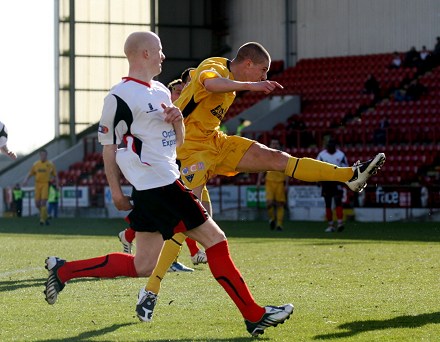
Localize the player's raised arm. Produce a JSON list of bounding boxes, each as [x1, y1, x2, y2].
[[204, 78, 283, 95]]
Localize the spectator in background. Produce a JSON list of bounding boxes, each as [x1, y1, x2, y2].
[[363, 74, 380, 95], [257, 139, 289, 231], [286, 116, 312, 148], [236, 118, 251, 136], [48, 181, 60, 219], [389, 52, 402, 69], [419, 45, 430, 62], [403, 46, 419, 68], [317, 139, 348, 233], [404, 80, 428, 101], [373, 116, 390, 146], [417, 46, 432, 73], [0, 121, 17, 160], [219, 123, 228, 134], [12, 183, 23, 217], [432, 36, 440, 67], [362, 74, 381, 102]]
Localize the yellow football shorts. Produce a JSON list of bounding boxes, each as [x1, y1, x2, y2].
[[265, 180, 287, 203], [34, 182, 50, 202], [178, 132, 254, 189]]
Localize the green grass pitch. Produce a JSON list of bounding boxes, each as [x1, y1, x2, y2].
[[0, 217, 439, 341]]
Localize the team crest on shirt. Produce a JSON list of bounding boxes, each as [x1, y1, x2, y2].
[[185, 174, 194, 183], [98, 125, 108, 134], [211, 105, 227, 120], [145, 103, 158, 113]]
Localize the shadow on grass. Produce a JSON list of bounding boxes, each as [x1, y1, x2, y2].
[[313, 311, 440, 339], [35, 322, 136, 342], [1, 217, 439, 242], [0, 277, 100, 293], [35, 321, 261, 342], [0, 277, 47, 292], [120, 339, 264, 342]]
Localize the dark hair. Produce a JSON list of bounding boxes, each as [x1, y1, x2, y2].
[[326, 138, 337, 149], [235, 42, 270, 64], [180, 67, 195, 84], [167, 79, 182, 92]]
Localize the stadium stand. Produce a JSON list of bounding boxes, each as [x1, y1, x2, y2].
[[62, 52, 440, 198]]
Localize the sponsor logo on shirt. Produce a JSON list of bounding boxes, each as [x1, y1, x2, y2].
[[185, 174, 194, 183], [210, 104, 227, 120], [162, 129, 177, 147]]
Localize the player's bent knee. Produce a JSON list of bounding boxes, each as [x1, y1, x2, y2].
[[134, 258, 158, 277]]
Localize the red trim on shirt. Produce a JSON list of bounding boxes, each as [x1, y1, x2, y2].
[[122, 77, 151, 88]]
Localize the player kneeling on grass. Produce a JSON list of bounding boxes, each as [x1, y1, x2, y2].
[[43, 31, 293, 337]]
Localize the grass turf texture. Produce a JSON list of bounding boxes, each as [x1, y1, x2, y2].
[[0, 217, 439, 341]]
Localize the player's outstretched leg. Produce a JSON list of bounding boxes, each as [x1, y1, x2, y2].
[[345, 153, 386, 192], [136, 287, 158, 322], [285, 152, 385, 191], [44, 256, 66, 305], [245, 304, 294, 337]]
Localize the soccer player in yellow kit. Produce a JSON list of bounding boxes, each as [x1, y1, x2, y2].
[[257, 139, 289, 231], [141, 42, 386, 321], [23, 149, 57, 225]]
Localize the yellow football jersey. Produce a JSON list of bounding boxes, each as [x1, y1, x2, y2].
[[30, 160, 56, 183], [175, 57, 235, 142]]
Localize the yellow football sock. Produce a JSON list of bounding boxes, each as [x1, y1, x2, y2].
[[40, 206, 48, 222], [145, 232, 186, 294], [285, 157, 353, 182], [267, 206, 275, 221], [276, 206, 285, 227]]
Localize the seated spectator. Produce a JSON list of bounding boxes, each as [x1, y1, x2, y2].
[[417, 45, 432, 73], [404, 80, 428, 101], [362, 74, 381, 102], [403, 46, 419, 68], [373, 116, 390, 146], [341, 111, 355, 125], [286, 116, 312, 148], [432, 36, 440, 66], [419, 45, 430, 61], [393, 88, 406, 102], [363, 74, 380, 95], [389, 52, 402, 69]]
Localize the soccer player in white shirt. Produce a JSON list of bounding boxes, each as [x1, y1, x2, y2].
[[317, 139, 349, 232], [43, 31, 293, 337]]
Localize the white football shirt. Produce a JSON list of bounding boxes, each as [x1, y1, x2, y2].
[[316, 148, 348, 167], [0, 121, 8, 148], [98, 77, 180, 190]]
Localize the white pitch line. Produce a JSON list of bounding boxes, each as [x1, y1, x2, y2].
[[0, 267, 42, 278]]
